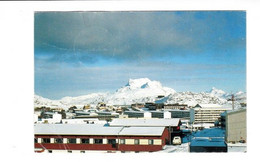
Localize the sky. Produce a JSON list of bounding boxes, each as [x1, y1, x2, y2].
[[34, 11, 246, 100]]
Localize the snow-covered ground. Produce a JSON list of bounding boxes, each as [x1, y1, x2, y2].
[[156, 143, 246, 153], [38, 143, 246, 153], [227, 143, 247, 153], [157, 143, 189, 153]]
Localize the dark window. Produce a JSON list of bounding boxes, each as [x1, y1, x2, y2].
[[148, 139, 154, 145], [134, 139, 139, 145], [34, 138, 38, 143], [108, 139, 116, 144], [48, 150, 52, 153], [81, 138, 89, 144], [42, 138, 50, 143], [108, 139, 116, 148], [94, 139, 103, 144], [80, 151, 85, 153], [120, 139, 125, 144], [68, 150, 72, 153], [68, 138, 76, 144], [55, 138, 63, 144]]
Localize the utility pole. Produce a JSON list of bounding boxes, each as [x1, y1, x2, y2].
[[231, 94, 235, 111]]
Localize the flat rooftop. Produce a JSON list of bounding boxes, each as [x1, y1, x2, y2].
[[34, 124, 166, 136], [109, 118, 180, 127]]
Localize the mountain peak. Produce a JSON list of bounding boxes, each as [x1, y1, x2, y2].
[[126, 78, 152, 87], [208, 87, 226, 97], [209, 87, 225, 93], [122, 78, 166, 91]]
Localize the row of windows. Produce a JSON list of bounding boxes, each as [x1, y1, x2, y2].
[[119, 139, 151, 145], [47, 150, 151, 153], [47, 150, 85, 153], [35, 138, 155, 145], [35, 138, 89, 144]]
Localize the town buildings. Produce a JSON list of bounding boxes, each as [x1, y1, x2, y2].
[[123, 109, 190, 119]]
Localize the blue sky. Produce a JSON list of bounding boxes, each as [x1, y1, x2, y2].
[[34, 11, 246, 100]]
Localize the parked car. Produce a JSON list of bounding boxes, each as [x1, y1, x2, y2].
[[173, 136, 181, 145]]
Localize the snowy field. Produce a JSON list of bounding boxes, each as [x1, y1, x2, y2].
[[157, 143, 189, 153], [157, 143, 246, 153], [39, 142, 246, 153], [227, 143, 247, 153]]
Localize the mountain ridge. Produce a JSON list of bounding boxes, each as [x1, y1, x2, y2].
[[34, 78, 246, 109]]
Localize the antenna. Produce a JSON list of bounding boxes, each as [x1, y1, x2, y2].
[[231, 94, 235, 111], [229, 91, 235, 111]]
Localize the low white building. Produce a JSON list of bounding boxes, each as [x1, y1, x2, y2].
[[62, 118, 100, 124], [38, 112, 62, 124], [109, 118, 180, 127]]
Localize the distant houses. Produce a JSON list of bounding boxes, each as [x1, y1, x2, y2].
[[143, 102, 188, 111], [164, 103, 188, 110]]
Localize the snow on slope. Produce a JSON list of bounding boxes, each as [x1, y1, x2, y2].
[[34, 78, 176, 108], [208, 87, 227, 97], [155, 91, 228, 107], [60, 93, 109, 107], [106, 78, 176, 105], [156, 87, 246, 107], [34, 78, 246, 109], [34, 95, 63, 108]]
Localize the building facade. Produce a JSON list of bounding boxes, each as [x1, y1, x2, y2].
[[109, 118, 181, 144], [164, 103, 188, 110], [190, 104, 231, 124], [225, 108, 246, 143], [34, 124, 169, 153]]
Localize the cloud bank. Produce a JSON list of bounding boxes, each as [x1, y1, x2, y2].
[[35, 11, 246, 65]]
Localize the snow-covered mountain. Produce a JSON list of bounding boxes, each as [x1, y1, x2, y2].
[[34, 78, 246, 109], [208, 87, 227, 98], [106, 78, 176, 105], [156, 91, 228, 107]]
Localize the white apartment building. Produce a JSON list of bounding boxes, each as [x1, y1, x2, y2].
[[190, 104, 232, 125]]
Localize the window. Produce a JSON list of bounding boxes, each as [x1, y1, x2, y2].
[[134, 139, 139, 145], [81, 138, 89, 144], [94, 139, 103, 144], [80, 151, 85, 153], [68, 150, 72, 153], [55, 138, 63, 144], [148, 139, 154, 145], [48, 150, 52, 153], [34, 138, 38, 143], [68, 138, 76, 144], [42, 138, 50, 143], [120, 139, 125, 144], [108, 139, 116, 144]]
